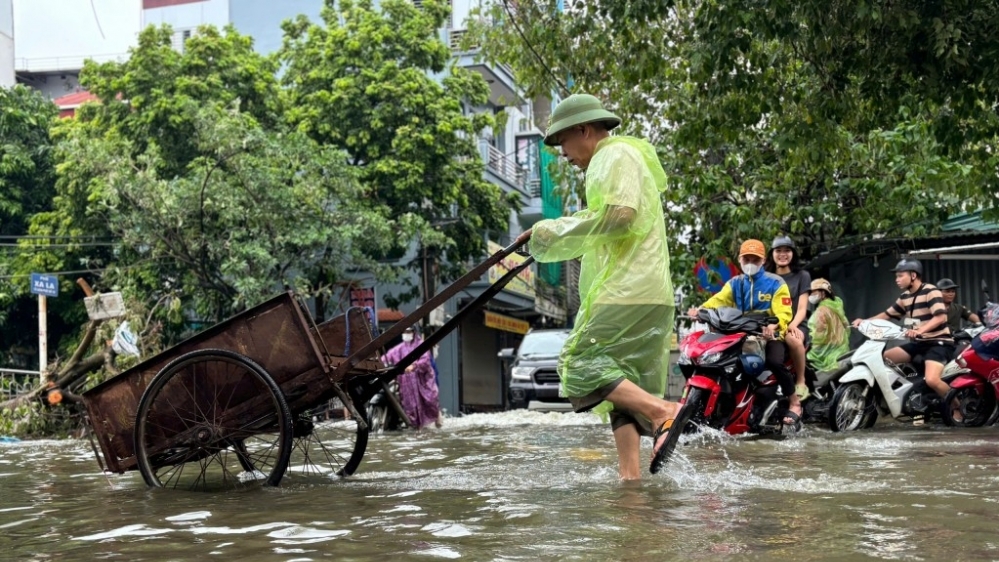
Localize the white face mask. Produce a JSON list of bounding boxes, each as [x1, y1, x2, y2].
[[741, 263, 761, 276], [808, 294, 822, 305], [402, 333, 414, 343]]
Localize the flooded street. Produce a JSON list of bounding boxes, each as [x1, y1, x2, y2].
[[3, 411, 999, 561]]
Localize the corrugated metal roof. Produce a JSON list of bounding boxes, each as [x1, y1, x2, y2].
[[941, 212, 999, 233]]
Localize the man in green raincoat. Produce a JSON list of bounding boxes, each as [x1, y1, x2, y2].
[[518, 94, 681, 478]]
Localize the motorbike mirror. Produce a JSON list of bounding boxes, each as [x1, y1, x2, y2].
[[982, 279, 990, 293]]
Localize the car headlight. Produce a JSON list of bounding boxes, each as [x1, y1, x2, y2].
[[697, 352, 723, 365], [511, 366, 533, 381]]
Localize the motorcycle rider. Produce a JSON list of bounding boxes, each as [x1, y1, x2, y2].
[[851, 259, 955, 401], [936, 278, 980, 334], [806, 278, 850, 374], [688, 239, 798, 424], [765, 235, 811, 419]]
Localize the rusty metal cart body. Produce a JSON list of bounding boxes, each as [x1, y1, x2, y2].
[[82, 241, 533, 490]]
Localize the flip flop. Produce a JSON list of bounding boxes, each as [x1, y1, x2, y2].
[[781, 408, 803, 430], [649, 418, 678, 475]]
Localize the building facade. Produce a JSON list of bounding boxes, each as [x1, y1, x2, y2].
[[1, 0, 13, 87]]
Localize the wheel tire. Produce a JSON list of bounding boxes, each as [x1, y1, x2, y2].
[[862, 406, 880, 429], [942, 385, 997, 428], [650, 387, 704, 474], [828, 382, 872, 432], [134, 349, 294, 491], [283, 409, 369, 480]]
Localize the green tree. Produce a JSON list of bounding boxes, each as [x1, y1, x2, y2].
[[16, 24, 407, 334], [0, 85, 60, 364], [470, 0, 997, 297], [68, 102, 397, 320], [279, 0, 515, 296], [0, 85, 57, 238]]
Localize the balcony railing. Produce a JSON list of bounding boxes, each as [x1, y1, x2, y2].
[[480, 140, 527, 190], [15, 52, 130, 73], [527, 178, 541, 198]]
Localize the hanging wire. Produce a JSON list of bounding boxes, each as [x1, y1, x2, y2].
[[500, 0, 570, 97]]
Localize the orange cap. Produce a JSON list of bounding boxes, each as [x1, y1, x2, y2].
[[738, 239, 766, 259]]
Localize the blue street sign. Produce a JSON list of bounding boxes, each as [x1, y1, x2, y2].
[[29, 273, 59, 298]]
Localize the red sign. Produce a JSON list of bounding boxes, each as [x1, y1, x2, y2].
[[349, 286, 377, 331]]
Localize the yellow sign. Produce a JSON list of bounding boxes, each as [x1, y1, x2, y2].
[[484, 310, 530, 335], [487, 241, 535, 298]]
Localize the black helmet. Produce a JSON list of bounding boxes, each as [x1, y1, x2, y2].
[[771, 235, 795, 250], [936, 278, 959, 290], [891, 258, 923, 276]]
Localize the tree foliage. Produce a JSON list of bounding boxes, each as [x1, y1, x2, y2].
[[0, 86, 61, 363], [76, 103, 396, 319], [279, 0, 515, 287], [471, 0, 999, 296]]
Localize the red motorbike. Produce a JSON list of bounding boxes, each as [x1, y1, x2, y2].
[[943, 301, 999, 427], [662, 308, 797, 454]]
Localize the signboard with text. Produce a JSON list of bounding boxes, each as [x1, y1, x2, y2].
[[29, 274, 58, 297], [487, 241, 535, 298], [484, 310, 530, 335]]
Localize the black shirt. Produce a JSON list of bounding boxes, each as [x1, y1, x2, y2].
[[780, 270, 812, 319]]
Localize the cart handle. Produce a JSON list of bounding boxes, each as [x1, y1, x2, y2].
[[331, 238, 532, 381], [375, 253, 534, 379]]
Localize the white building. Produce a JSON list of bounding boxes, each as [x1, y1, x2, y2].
[[1, 0, 13, 86], [12, 0, 140, 98]]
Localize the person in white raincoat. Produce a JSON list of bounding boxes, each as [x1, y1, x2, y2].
[[517, 94, 681, 478]]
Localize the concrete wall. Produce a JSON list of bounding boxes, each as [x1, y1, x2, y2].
[[13, 0, 139, 73], [142, 0, 229, 29], [229, 0, 322, 55], [16, 72, 81, 99], [1, 0, 13, 86]]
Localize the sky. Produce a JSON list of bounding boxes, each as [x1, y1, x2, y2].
[[13, 0, 140, 69]]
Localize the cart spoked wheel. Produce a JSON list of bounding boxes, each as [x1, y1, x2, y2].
[[134, 349, 294, 491], [280, 405, 369, 481]]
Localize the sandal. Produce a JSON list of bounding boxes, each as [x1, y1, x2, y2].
[[782, 407, 803, 429], [649, 418, 677, 475]]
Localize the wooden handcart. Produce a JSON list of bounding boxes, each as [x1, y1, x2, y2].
[[82, 241, 533, 491]]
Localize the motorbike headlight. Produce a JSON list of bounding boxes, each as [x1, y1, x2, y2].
[[678, 351, 691, 365], [698, 352, 724, 365], [511, 366, 534, 381]]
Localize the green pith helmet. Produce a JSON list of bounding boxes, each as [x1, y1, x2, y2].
[[543, 94, 622, 146]]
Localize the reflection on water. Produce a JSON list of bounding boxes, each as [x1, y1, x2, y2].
[[2, 411, 999, 561]]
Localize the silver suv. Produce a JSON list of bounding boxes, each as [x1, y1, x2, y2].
[[500, 329, 570, 409]]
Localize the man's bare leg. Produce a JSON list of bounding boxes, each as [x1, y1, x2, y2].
[[924, 360, 950, 397], [604, 379, 679, 432], [613, 423, 642, 480]]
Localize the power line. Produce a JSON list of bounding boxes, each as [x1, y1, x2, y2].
[[500, 0, 570, 97], [0, 268, 106, 280], [0, 243, 120, 248]]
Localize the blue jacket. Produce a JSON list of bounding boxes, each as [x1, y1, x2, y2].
[[701, 270, 793, 335]]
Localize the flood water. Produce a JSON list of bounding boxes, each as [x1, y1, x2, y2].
[[2, 412, 999, 561]]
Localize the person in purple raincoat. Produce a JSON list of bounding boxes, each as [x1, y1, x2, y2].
[[381, 326, 443, 429]]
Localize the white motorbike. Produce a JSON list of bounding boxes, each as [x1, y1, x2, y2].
[[828, 320, 960, 431]]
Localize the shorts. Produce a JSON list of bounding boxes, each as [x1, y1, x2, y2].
[[898, 340, 956, 365], [562, 304, 673, 437], [567, 378, 654, 436], [798, 323, 811, 348]]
